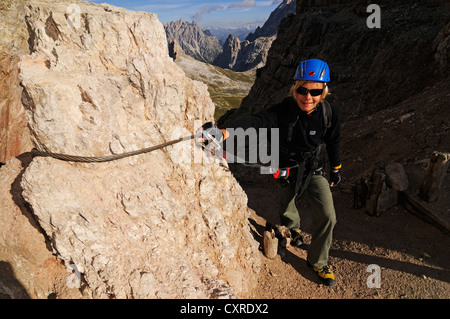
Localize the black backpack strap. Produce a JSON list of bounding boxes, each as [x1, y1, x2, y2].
[[287, 115, 299, 142], [321, 100, 332, 137]]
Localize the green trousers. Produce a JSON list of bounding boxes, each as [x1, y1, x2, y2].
[[279, 172, 336, 269]]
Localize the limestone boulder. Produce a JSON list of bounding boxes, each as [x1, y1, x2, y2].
[[2, 0, 261, 298]]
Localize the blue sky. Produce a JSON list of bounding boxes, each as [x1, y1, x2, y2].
[[87, 0, 282, 28]]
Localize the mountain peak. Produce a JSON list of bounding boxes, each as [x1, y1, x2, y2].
[[165, 19, 222, 64]]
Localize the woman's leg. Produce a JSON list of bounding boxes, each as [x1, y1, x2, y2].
[[305, 174, 337, 268], [279, 183, 300, 231]]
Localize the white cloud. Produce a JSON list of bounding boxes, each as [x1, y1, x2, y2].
[[193, 0, 277, 23], [256, 0, 281, 5], [193, 5, 225, 20], [228, 0, 256, 9], [193, 0, 256, 21]]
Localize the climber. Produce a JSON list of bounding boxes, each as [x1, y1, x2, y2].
[[196, 59, 341, 287]]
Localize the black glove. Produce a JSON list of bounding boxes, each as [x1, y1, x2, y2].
[[330, 169, 341, 187], [195, 122, 224, 149]]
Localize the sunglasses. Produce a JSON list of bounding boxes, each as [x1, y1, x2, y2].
[[296, 86, 324, 97]]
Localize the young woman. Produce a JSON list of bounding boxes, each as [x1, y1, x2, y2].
[[198, 59, 341, 287]]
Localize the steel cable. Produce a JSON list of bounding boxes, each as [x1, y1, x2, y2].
[[31, 135, 195, 163]]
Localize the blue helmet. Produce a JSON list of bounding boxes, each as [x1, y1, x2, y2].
[[293, 59, 330, 82]]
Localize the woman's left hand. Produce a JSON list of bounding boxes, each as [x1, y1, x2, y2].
[[330, 170, 341, 187]]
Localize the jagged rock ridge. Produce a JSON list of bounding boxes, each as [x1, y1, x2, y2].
[[213, 34, 275, 72], [245, 0, 296, 42], [213, 0, 296, 72]]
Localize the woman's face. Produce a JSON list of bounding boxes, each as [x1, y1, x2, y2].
[[294, 81, 324, 114]]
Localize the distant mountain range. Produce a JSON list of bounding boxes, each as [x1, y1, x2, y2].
[[164, 0, 295, 72], [205, 25, 260, 42]]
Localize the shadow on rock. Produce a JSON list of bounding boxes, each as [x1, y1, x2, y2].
[[0, 261, 30, 299]]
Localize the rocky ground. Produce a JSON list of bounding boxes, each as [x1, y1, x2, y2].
[[244, 181, 449, 299]]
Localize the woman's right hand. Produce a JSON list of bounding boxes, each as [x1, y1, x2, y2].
[[195, 122, 224, 148]]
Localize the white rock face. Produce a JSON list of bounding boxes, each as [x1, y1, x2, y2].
[[16, 0, 260, 298], [20, 0, 212, 156]]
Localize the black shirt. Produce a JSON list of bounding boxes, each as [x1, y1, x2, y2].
[[220, 97, 341, 169]]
